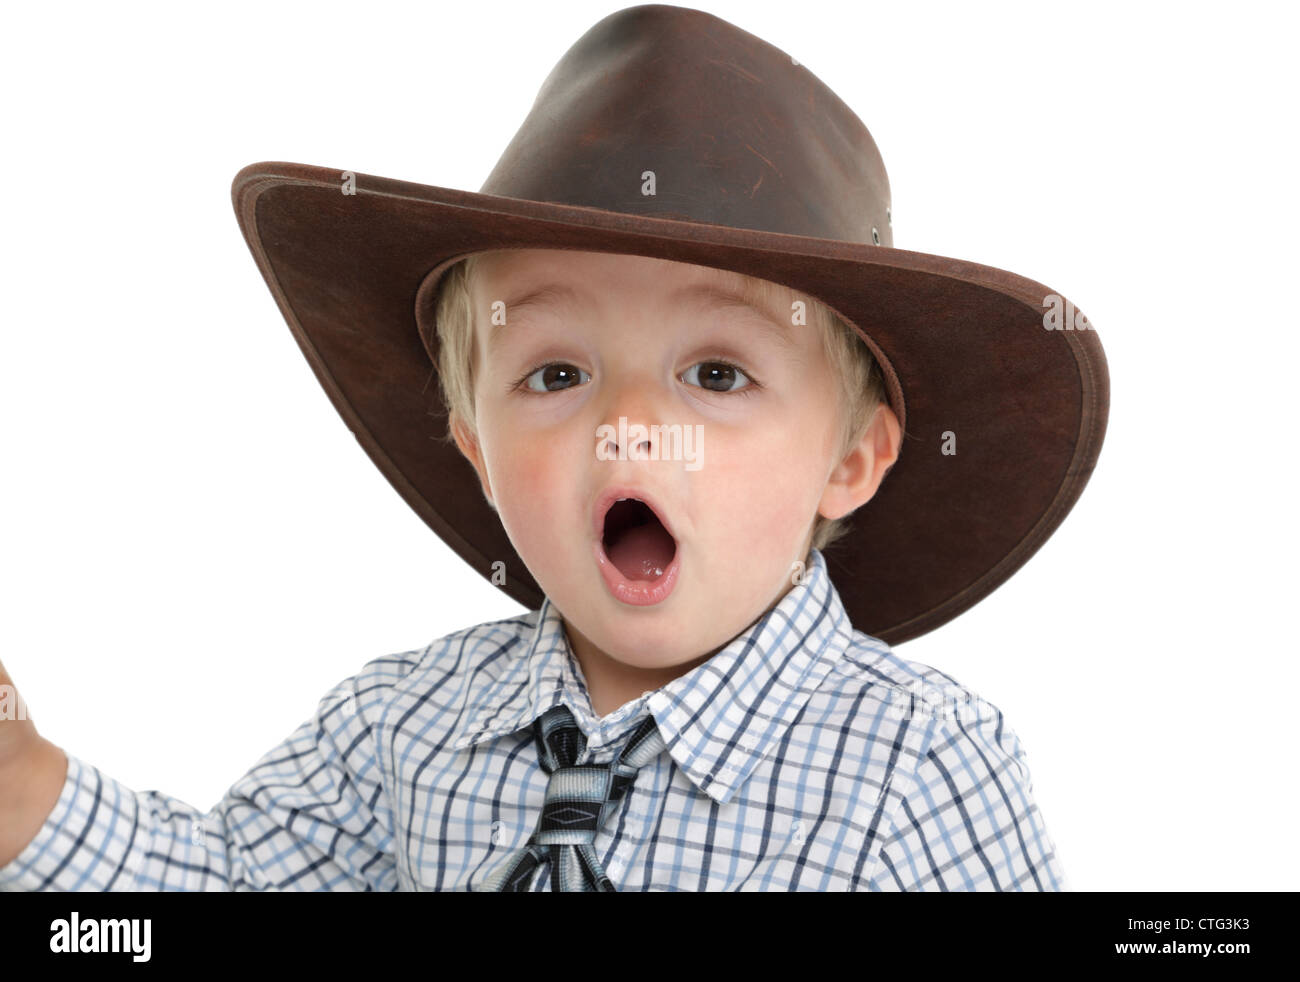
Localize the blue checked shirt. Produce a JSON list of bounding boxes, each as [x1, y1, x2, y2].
[[0, 547, 1068, 891]]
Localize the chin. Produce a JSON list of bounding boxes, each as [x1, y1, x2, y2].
[[589, 627, 697, 671]]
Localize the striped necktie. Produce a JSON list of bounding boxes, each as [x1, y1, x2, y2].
[[479, 703, 666, 891]]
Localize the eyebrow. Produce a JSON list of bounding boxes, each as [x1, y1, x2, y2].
[[485, 275, 797, 352], [670, 281, 798, 347], [486, 283, 581, 355]]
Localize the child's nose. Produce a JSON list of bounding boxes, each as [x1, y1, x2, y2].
[[596, 375, 669, 457]]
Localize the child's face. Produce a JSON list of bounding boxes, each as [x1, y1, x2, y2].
[[453, 248, 898, 680]]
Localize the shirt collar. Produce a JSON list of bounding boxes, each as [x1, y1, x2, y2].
[[447, 547, 854, 805]]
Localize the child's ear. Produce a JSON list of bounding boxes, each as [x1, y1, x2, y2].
[[818, 403, 901, 521], [450, 415, 496, 510]]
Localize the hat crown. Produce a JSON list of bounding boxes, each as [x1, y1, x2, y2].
[[480, 4, 892, 246]]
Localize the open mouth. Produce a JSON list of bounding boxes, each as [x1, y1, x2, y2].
[[601, 497, 678, 582]]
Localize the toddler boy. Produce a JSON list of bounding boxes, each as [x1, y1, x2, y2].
[[0, 4, 1106, 891]]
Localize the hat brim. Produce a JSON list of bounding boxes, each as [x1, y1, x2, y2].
[[231, 160, 1108, 645]]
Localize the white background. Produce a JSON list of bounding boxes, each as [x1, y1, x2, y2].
[[2, 0, 1296, 891]]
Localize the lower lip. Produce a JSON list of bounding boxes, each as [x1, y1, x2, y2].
[[593, 538, 681, 606]]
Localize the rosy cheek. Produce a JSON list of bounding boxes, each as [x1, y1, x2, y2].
[[727, 430, 817, 534], [495, 443, 564, 530]]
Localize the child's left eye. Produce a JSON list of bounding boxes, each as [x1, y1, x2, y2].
[[680, 360, 755, 394]]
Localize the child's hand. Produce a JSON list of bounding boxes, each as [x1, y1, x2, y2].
[[0, 658, 68, 868]]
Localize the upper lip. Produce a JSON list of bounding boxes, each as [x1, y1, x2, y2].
[[592, 486, 678, 547]]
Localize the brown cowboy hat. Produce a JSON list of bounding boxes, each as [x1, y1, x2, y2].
[[229, 3, 1108, 645]]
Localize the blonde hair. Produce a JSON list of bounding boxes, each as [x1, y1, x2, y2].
[[430, 252, 888, 554]]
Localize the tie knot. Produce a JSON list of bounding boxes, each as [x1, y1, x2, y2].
[[532, 703, 667, 772], [532, 764, 614, 847], [525, 705, 668, 849], [479, 704, 668, 890], [534, 704, 589, 771]]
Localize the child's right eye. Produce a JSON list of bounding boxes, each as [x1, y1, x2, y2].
[[515, 362, 590, 393]]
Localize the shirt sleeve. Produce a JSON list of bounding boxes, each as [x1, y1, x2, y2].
[[0, 650, 422, 892], [865, 700, 1070, 892]]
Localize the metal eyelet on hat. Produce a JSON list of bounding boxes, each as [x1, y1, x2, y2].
[[871, 226, 880, 245]]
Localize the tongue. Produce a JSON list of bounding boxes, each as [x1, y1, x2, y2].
[[607, 522, 676, 581]]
